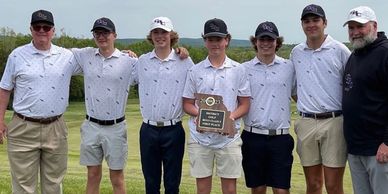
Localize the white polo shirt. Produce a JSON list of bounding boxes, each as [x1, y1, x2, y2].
[[0, 42, 81, 118], [133, 49, 194, 121], [183, 56, 251, 149], [290, 35, 350, 113], [72, 47, 137, 120], [242, 55, 296, 130]]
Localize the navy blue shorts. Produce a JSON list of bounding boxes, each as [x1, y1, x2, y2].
[[241, 130, 294, 189]]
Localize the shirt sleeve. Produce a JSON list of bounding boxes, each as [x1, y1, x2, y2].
[[129, 58, 138, 86], [70, 54, 83, 75], [131, 60, 139, 85], [0, 51, 17, 90], [182, 68, 196, 99], [237, 65, 251, 97], [70, 48, 85, 75], [339, 43, 351, 74]]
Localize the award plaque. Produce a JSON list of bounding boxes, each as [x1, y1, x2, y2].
[[194, 93, 236, 137]]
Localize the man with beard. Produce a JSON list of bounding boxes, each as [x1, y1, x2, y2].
[[342, 6, 388, 194]]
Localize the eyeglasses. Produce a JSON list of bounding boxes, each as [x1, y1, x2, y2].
[[92, 31, 112, 38], [32, 25, 53, 32]]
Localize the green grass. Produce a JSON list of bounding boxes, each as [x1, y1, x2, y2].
[[0, 100, 353, 194]]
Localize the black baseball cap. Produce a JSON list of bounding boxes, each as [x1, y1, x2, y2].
[[301, 4, 326, 20], [202, 18, 228, 38], [91, 17, 116, 32], [31, 10, 54, 25], [255, 21, 279, 39]]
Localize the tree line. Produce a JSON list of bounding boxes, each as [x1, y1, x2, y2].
[[0, 27, 295, 102]]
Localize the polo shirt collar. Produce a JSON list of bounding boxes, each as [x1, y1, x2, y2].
[[149, 49, 177, 61], [94, 48, 121, 59], [29, 42, 60, 56], [302, 34, 334, 51], [204, 56, 234, 69], [253, 55, 281, 66]]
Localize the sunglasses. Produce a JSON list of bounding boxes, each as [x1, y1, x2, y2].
[[92, 31, 112, 38], [32, 25, 53, 32]]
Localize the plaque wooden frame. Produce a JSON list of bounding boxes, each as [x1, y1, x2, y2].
[[194, 93, 235, 137]]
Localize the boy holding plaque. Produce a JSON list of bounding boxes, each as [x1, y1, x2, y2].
[[182, 18, 251, 194]]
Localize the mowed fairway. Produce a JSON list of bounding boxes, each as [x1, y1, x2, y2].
[[0, 99, 353, 193]]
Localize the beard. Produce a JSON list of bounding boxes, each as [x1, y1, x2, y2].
[[349, 29, 377, 49]]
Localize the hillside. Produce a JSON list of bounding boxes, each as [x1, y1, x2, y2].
[[116, 38, 251, 47]]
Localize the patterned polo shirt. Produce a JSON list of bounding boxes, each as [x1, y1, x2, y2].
[[133, 49, 194, 121], [0, 42, 81, 118], [290, 35, 350, 113], [72, 47, 137, 120], [183, 56, 251, 149], [242, 55, 296, 130]]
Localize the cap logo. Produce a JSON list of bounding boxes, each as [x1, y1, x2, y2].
[[305, 5, 318, 12], [37, 12, 48, 20], [96, 19, 107, 26], [154, 19, 165, 26], [262, 24, 274, 32], [350, 10, 362, 17], [209, 23, 220, 32]]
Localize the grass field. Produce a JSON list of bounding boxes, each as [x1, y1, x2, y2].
[[0, 100, 354, 194]]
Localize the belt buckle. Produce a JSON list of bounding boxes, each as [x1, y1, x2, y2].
[[156, 121, 164, 127], [268, 130, 276, 136]]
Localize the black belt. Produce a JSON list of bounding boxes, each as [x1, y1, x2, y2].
[[86, 115, 125, 125], [299, 111, 342, 119], [15, 112, 61, 124]]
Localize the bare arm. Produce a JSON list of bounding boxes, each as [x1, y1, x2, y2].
[[0, 88, 12, 144], [230, 96, 250, 120], [182, 97, 198, 117]]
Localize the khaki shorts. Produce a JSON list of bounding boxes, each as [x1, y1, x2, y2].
[[294, 116, 347, 167], [187, 137, 242, 178], [80, 120, 128, 170]]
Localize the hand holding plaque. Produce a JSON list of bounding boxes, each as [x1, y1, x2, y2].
[[194, 93, 236, 138]]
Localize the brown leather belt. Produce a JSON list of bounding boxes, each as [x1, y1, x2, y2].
[[15, 112, 62, 124]]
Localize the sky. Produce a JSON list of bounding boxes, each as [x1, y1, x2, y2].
[[0, 0, 387, 44]]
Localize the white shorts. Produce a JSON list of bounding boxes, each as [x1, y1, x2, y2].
[[188, 137, 242, 178]]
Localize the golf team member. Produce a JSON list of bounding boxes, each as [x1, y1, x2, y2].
[[242, 21, 295, 194], [72, 17, 137, 194], [290, 4, 351, 194], [183, 18, 250, 194], [133, 16, 194, 194]]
